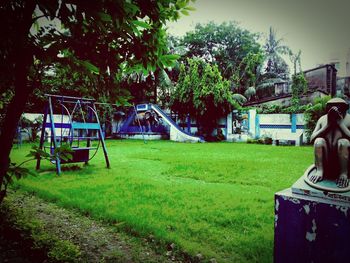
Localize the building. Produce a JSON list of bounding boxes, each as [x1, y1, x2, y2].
[[333, 48, 350, 97], [303, 64, 337, 96], [244, 64, 337, 108]]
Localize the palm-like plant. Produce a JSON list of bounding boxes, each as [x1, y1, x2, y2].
[[232, 93, 247, 105], [264, 27, 291, 79], [244, 86, 256, 101]]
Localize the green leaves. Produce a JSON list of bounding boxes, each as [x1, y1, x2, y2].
[[181, 21, 263, 95], [304, 96, 331, 141], [53, 144, 73, 162], [184, 6, 196, 11], [132, 20, 151, 29], [175, 1, 189, 9], [5, 154, 39, 188], [160, 54, 180, 68], [27, 145, 51, 160], [232, 93, 247, 105], [80, 61, 100, 75], [124, 2, 140, 15], [291, 73, 307, 107], [98, 12, 112, 22], [26, 144, 73, 163], [180, 10, 190, 16], [7, 165, 36, 181], [4, 144, 73, 189]]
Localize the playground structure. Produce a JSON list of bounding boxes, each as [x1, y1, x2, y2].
[[36, 94, 110, 174], [118, 104, 203, 143]]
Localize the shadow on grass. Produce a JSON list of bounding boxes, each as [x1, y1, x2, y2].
[[38, 164, 83, 174]]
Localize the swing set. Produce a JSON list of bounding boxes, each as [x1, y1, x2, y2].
[[36, 94, 110, 174]]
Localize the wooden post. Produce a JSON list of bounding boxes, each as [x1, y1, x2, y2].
[[93, 103, 110, 168], [36, 105, 48, 170], [48, 97, 61, 175]]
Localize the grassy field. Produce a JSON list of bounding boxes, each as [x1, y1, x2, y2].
[[10, 140, 313, 262]]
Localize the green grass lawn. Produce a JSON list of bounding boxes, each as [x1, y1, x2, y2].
[[10, 140, 313, 262]]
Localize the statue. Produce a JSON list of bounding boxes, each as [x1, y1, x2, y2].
[[306, 98, 350, 190]]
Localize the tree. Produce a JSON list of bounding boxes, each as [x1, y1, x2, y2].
[[289, 50, 307, 108], [155, 69, 174, 108], [263, 27, 291, 79], [181, 21, 264, 95], [291, 73, 307, 108], [304, 96, 331, 141], [289, 49, 302, 76], [0, 0, 193, 203], [253, 27, 292, 100], [171, 58, 239, 140]]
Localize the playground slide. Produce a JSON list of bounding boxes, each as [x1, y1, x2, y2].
[[150, 104, 203, 143], [119, 110, 136, 133]]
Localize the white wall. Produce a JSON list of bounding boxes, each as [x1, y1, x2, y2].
[[259, 113, 305, 143], [226, 110, 307, 144]]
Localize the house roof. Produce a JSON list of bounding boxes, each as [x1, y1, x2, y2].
[[303, 64, 337, 74], [243, 89, 329, 107]]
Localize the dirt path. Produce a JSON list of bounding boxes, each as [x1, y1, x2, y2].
[[0, 190, 194, 263]]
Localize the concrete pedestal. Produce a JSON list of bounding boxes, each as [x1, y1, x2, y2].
[[274, 179, 350, 263]]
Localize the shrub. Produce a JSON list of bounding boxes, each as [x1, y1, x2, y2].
[[246, 137, 272, 145], [304, 96, 331, 142]]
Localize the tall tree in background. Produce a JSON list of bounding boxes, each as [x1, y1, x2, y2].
[[263, 27, 290, 79], [290, 50, 307, 108], [0, 0, 193, 203], [181, 21, 264, 95], [255, 27, 292, 99]]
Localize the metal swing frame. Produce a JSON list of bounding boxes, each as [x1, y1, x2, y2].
[[36, 94, 110, 174]]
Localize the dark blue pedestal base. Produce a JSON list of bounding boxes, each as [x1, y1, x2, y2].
[[274, 188, 350, 263]]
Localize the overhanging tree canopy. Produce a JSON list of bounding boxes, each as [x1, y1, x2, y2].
[[0, 0, 193, 203], [171, 58, 239, 140]]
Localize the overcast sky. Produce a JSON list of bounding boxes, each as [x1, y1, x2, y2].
[[167, 0, 350, 72]]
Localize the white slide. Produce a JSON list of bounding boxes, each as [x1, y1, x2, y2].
[[150, 104, 203, 143]]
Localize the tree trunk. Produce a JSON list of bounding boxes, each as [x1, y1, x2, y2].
[[0, 58, 34, 203], [0, 0, 35, 203]]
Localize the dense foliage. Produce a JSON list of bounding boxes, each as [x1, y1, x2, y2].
[[257, 103, 310, 115], [171, 58, 238, 139], [304, 96, 331, 140], [181, 22, 264, 95], [290, 73, 308, 107]]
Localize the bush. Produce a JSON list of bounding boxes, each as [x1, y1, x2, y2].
[[304, 96, 331, 142], [262, 137, 273, 145], [257, 103, 311, 114], [246, 136, 272, 145], [257, 104, 282, 114], [246, 138, 258, 144]]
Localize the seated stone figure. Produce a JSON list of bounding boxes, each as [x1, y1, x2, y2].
[[309, 98, 350, 188]]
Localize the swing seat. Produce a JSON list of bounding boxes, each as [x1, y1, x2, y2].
[[65, 148, 90, 163], [49, 147, 90, 164]]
